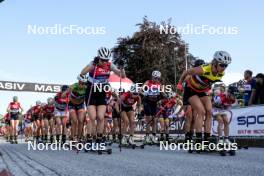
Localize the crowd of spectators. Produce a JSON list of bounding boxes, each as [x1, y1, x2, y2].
[[242, 70, 264, 106]]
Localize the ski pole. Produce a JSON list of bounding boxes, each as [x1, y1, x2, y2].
[[86, 64, 98, 108], [119, 72, 122, 152]]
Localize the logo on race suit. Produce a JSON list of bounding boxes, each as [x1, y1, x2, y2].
[[97, 68, 110, 74], [237, 115, 264, 127], [211, 110, 233, 135]]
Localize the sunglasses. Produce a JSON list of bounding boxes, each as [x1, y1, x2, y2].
[[100, 59, 108, 62], [218, 63, 228, 68]]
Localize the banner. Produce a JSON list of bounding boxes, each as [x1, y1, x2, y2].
[[0, 80, 62, 93], [212, 105, 264, 136]]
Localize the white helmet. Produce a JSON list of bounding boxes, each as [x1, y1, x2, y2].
[[213, 51, 232, 65], [152, 70, 161, 78], [36, 101, 41, 106], [98, 47, 111, 60], [77, 74, 88, 83]]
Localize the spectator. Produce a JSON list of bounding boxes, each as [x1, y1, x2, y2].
[[252, 73, 264, 105], [243, 70, 256, 106]]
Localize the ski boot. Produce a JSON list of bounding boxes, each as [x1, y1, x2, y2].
[[43, 135, 48, 144], [56, 134, 61, 144], [10, 136, 14, 144], [61, 134, 67, 144], [160, 133, 165, 142], [14, 135, 18, 144], [50, 135, 54, 143]]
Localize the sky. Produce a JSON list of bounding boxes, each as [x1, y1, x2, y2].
[[0, 0, 263, 114]]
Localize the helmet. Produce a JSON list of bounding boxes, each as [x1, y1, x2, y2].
[[61, 85, 69, 92], [213, 51, 232, 65], [41, 103, 46, 107], [77, 74, 88, 83], [13, 96, 18, 101], [193, 59, 205, 67], [97, 47, 111, 60], [228, 86, 238, 95], [152, 70, 161, 78], [47, 97, 54, 105], [36, 101, 41, 106], [219, 83, 226, 91]]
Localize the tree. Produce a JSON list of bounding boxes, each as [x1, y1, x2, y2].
[[112, 17, 195, 88]]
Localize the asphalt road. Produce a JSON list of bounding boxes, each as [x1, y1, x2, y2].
[[0, 140, 263, 176]]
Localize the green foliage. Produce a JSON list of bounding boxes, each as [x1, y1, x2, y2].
[[112, 17, 195, 88]]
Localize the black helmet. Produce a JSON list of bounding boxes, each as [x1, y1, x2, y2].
[[194, 59, 205, 67], [61, 85, 69, 92]]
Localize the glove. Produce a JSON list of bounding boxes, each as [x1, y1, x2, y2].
[[93, 57, 100, 65], [176, 82, 183, 92]]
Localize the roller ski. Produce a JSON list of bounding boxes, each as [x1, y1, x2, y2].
[[191, 137, 237, 156], [9, 136, 14, 144], [84, 138, 112, 155], [66, 137, 82, 153], [129, 135, 145, 149], [216, 138, 236, 156], [201, 137, 237, 156], [89, 146, 112, 155]]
